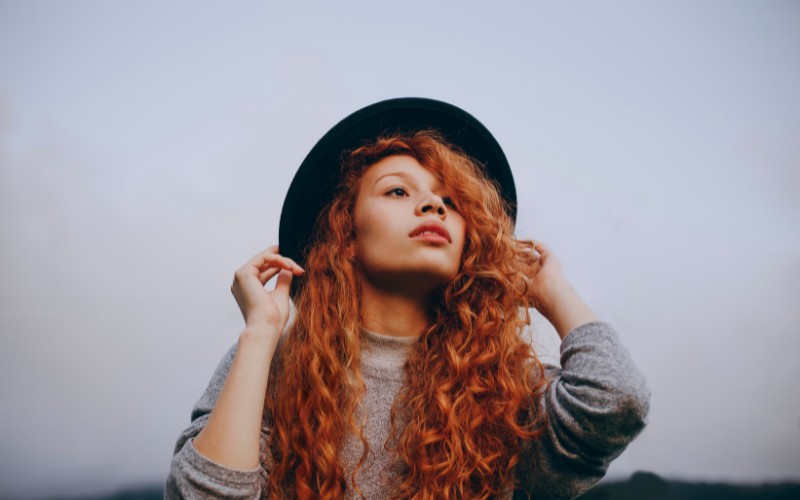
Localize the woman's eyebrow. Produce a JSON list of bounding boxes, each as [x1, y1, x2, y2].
[[372, 171, 446, 192], [373, 171, 415, 186]]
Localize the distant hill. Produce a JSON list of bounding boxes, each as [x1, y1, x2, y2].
[[48, 472, 800, 499], [577, 471, 800, 500]]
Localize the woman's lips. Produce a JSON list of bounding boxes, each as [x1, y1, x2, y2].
[[409, 223, 451, 243]]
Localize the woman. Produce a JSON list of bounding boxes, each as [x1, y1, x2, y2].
[[166, 98, 649, 499]]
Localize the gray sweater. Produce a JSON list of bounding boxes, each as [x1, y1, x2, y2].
[[166, 321, 649, 499]]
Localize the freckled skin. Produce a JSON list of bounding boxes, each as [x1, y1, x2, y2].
[[353, 155, 466, 296]]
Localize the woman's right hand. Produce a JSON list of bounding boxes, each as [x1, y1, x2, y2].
[[230, 245, 304, 336], [192, 246, 304, 470]]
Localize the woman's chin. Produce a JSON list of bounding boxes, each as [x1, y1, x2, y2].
[[360, 265, 458, 295]]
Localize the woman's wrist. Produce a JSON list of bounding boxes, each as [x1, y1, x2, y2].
[[239, 323, 282, 352], [537, 282, 598, 339]]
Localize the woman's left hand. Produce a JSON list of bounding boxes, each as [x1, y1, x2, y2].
[[517, 240, 597, 339], [517, 240, 567, 311]]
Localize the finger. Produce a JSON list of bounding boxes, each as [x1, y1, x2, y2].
[[515, 239, 534, 250], [258, 267, 281, 285], [285, 257, 304, 274], [247, 252, 304, 275], [514, 240, 540, 265], [531, 240, 552, 257], [273, 269, 293, 297], [513, 240, 532, 257]]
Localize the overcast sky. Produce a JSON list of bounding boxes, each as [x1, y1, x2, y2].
[[1, 1, 798, 498]]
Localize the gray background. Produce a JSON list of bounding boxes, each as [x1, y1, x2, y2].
[[1, 1, 798, 497]]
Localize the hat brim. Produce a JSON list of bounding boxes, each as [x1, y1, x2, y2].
[[278, 97, 516, 271]]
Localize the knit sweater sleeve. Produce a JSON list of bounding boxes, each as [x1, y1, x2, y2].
[[514, 320, 650, 500], [165, 343, 268, 499]]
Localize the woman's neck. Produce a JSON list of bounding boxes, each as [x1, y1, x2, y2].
[[359, 280, 431, 338]]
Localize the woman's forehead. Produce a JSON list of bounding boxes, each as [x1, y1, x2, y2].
[[360, 155, 446, 187]]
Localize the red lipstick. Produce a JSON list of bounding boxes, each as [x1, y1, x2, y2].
[[409, 222, 452, 243]]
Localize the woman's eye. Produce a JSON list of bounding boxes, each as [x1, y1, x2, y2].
[[442, 196, 456, 208], [386, 187, 407, 197]]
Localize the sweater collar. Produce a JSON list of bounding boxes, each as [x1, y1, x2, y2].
[[359, 328, 418, 379]]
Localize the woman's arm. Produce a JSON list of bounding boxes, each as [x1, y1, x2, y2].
[[191, 327, 280, 468], [518, 321, 650, 499], [165, 246, 303, 497], [193, 246, 302, 469], [515, 241, 650, 498], [166, 343, 270, 498]]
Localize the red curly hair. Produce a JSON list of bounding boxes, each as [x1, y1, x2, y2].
[[263, 130, 547, 498]]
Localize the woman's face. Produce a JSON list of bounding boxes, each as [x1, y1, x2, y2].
[[352, 155, 466, 295]]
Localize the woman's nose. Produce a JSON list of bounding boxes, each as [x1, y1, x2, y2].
[[416, 194, 447, 217]]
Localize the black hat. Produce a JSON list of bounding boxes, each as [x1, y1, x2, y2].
[[278, 97, 516, 269]]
